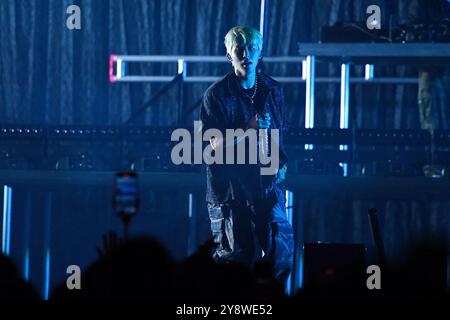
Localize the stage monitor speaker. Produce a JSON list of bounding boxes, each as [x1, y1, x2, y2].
[[303, 243, 366, 292]]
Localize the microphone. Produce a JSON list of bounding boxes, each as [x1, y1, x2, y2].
[[258, 112, 270, 157]]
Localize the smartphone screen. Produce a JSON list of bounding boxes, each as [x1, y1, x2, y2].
[[113, 172, 139, 216]]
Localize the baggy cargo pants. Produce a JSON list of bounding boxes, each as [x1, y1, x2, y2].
[[207, 182, 294, 282]]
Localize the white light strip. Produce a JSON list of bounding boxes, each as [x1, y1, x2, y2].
[[285, 189, 294, 296], [340, 63, 350, 129], [301, 60, 307, 80], [305, 56, 315, 151], [305, 55, 315, 129], [2, 185, 12, 255], [113, 75, 418, 84], [113, 55, 304, 63], [285, 190, 294, 225], [187, 193, 196, 256], [178, 59, 186, 77], [340, 63, 350, 177], [188, 193, 193, 218], [365, 64, 374, 80], [116, 58, 123, 79], [259, 0, 266, 36]]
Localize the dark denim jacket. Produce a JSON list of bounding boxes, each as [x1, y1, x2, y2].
[[200, 71, 288, 204]]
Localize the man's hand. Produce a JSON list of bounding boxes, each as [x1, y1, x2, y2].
[[275, 164, 287, 184], [211, 112, 272, 150], [247, 112, 271, 129], [257, 112, 271, 129]]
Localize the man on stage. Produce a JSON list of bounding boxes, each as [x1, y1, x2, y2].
[[200, 26, 293, 283]]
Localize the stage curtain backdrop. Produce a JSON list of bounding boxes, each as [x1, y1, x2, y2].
[[2, 0, 449, 128]]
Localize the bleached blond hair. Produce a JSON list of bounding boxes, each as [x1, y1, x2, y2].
[[224, 26, 263, 54]]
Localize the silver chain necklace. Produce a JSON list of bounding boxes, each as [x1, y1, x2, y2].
[[243, 75, 258, 104]]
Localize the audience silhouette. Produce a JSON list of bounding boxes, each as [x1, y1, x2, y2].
[[0, 232, 448, 303], [0, 253, 40, 300]]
